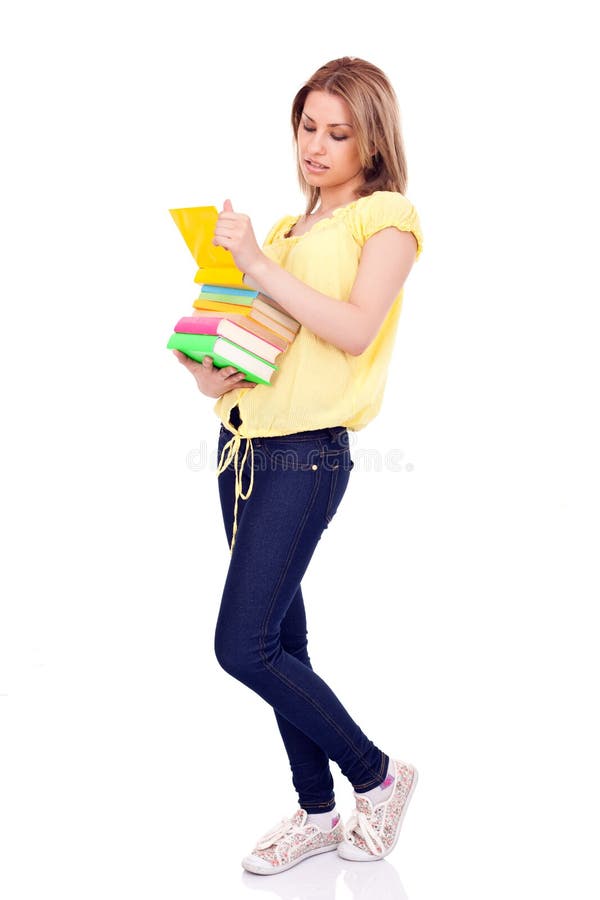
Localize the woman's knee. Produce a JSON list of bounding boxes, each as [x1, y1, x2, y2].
[[281, 631, 310, 666], [214, 625, 262, 683]]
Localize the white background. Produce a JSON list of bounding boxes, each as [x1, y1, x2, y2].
[[1, 1, 599, 898]]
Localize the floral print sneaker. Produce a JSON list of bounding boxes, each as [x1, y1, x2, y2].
[[337, 759, 418, 861], [242, 808, 344, 875]]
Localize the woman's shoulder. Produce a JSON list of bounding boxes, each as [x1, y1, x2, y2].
[[346, 190, 416, 220], [344, 191, 423, 255]]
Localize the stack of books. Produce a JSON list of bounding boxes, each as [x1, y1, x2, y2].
[[167, 206, 299, 385]]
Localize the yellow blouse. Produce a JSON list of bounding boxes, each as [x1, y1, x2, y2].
[[214, 191, 423, 435], [215, 190, 424, 549]]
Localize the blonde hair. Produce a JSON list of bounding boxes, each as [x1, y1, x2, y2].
[[291, 57, 408, 215]]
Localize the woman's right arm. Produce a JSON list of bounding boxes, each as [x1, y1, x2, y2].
[[172, 350, 257, 398]]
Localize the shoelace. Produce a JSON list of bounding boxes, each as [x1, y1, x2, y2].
[[215, 427, 255, 553], [345, 808, 385, 857], [255, 816, 314, 860]]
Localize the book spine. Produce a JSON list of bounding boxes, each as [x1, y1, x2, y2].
[[193, 299, 252, 315], [174, 316, 220, 335], [197, 283, 258, 298], [196, 291, 255, 307]]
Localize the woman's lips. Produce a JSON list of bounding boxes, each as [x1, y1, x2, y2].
[[304, 158, 329, 173]]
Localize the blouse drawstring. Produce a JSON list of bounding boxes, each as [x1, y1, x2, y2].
[[216, 423, 255, 553]]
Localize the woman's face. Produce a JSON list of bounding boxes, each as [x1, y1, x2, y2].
[[298, 90, 364, 196]]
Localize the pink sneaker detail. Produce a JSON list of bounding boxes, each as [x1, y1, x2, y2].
[[242, 808, 344, 875], [338, 759, 418, 862]]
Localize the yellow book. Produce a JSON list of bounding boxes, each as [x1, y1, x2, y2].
[[169, 206, 246, 287], [193, 299, 253, 316], [193, 266, 247, 288]]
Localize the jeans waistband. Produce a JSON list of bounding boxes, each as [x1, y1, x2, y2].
[[228, 405, 348, 444], [263, 425, 349, 444]]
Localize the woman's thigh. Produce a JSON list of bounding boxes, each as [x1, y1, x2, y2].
[[215, 427, 354, 642]]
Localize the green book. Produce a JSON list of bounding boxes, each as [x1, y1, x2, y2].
[[167, 332, 278, 386]]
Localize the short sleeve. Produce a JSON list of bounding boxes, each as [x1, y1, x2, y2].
[[348, 191, 424, 259], [262, 215, 297, 247]]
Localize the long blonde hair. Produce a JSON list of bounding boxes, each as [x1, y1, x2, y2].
[[291, 57, 408, 215]]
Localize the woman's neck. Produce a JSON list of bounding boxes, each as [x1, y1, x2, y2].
[[316, 181, 363, 216]]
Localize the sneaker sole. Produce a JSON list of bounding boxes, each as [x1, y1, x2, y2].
[[338, 763, 419, 862], [242, 842, 340, 875]]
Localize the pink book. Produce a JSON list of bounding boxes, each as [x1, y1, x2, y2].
[[173, 315, 284, 364], [175, 315, 220, 335]]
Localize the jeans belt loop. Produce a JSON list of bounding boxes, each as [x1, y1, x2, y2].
[[327, 425, 346, 446]]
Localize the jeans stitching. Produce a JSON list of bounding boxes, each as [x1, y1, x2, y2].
[[261, 435, 326, 444], [258, 465, 322, 663], [260, 439, 324, 470], [301, 799, 336, 812], [258, 427, 346, 444], [324, 465, 339, 524], [352, 752, 388, 790], [257, 469, 384, 787], [262, 658, 385, 787]]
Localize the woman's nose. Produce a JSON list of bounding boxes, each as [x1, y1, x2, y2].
[[307, 131, 326, 155]]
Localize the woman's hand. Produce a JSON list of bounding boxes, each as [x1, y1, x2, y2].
[[172, 350, 256, 398], [213, 199, 264, 274]]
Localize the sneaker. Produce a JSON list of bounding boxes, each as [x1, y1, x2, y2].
[[337, 759, 418, 861], [242, 808, 344, 875]]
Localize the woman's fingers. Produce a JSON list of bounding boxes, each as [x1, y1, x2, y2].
[[172, 350, 256, 389], [213, 218, 239, 248], [213, 211, 249, 241], [173, 349, 197, 369], [222, 368, 257, 387]]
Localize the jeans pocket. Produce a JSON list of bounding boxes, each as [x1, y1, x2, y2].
[[259, 437, 324, 471]]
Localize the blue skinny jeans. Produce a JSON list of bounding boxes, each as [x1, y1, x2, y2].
[[214, 407, 388, 813]]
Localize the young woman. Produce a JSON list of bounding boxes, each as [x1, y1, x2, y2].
[[173, 56, 423, 874]]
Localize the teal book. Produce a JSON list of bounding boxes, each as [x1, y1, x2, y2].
[[197, 283, 259, 299], [167, 331, 278, 386]]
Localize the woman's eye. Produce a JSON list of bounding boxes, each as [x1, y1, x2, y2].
[[302, 124, 347, 142]]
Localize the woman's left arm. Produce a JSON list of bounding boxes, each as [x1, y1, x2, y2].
[[213, 201, 417, 357]]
